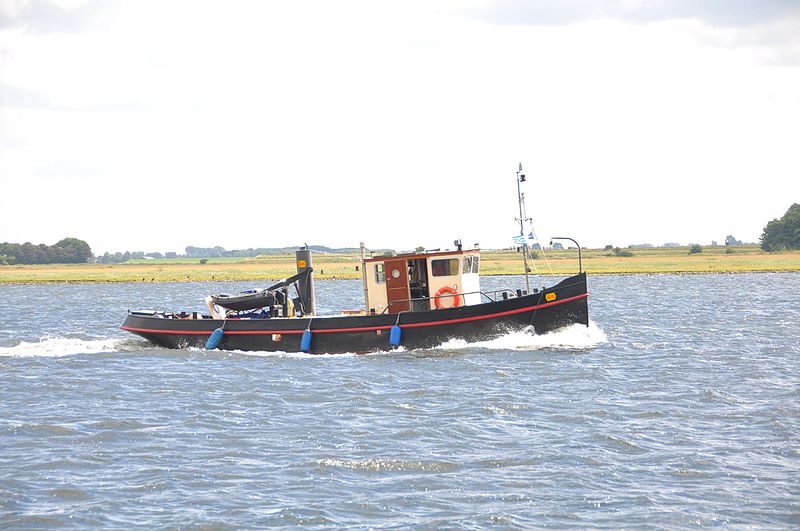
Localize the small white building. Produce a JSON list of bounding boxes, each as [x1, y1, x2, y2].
[[362, 247, 481, 314]]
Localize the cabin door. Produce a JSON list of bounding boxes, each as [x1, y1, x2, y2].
[[384, 259, 410, 313]]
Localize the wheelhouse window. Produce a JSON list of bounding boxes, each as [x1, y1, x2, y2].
[[375, 263, 386, 284], [463, 255, 480, 274], [431, 258, 460, 277]]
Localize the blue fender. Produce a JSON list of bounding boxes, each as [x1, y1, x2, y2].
[[300, 329, 313, 353], [205, 327, 225, 349], [389, 325, 402, 347]]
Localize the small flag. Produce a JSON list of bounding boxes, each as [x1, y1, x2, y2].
[[512, 234, 525, 245], [527, 231, 537, 242]]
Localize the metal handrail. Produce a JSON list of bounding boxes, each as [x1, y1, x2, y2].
[[550, 237, 582, 273], [378, 288, 526, 314]]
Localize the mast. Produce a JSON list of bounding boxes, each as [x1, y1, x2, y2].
[[360, 242, 369, 311], [516, 163, 531, 293]]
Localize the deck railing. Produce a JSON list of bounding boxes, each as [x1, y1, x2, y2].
[[380, 288, 532, 314]]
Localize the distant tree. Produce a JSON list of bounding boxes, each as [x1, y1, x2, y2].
[[94, 251, 132, 264], [604, 244, 614, 251], [20, 242, 37, 263], [38, 243, 51, 263], [49, 245, 64, 262], [186, 245, 227, 258], [0, 238, 91, 264], [612, 247, 634, 257], [54, 237, 93, 263], [760, 203, 800, 251], [415, 246, 425, 253], [689, 244, 702, 254], [725, 235, 743, 246]]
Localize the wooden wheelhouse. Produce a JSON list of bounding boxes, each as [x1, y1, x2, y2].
[[361, 245, 481, 314]]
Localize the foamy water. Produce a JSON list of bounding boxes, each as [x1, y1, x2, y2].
[[0, 337, 131, 357], [0, 323, 606, 359], [438, 322, 607, 351]]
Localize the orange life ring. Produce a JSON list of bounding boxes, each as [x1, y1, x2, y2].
[[434, 286, 461, 309]]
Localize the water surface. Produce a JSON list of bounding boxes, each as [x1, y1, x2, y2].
[[1, 274, 798, 527]]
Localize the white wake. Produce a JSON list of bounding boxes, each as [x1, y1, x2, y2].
[[435, 321, 607, 351], [0, 337, 130, 358], [0, 322, 606, 358]]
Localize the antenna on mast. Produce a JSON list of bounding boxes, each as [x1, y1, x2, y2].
[[515, 163, 531, 293]]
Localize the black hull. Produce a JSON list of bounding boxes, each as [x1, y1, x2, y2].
[[122, 273, 589, 354]]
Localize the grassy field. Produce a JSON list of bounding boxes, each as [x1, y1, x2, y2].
[[485, 246, 800, 275], [1, 247, 798, 283]]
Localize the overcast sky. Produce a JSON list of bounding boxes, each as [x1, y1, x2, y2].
[[1, 0, 799, 254]]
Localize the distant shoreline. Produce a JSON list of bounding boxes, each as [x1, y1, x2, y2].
[[1, 247, 799, 284], [1, 270, 799, 286]]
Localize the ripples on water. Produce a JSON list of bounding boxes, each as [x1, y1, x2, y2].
[[0, 274, 798, 527]]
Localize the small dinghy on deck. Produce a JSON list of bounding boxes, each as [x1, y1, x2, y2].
[[121, 164, 589, 354], [211, 290, 276, 312], [209, 270, 313, 313]]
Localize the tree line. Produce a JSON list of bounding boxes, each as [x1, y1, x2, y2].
[[0, 238, 93, 265], [184, 245, 361, 258], [94, 245, 364, 263], [760, 203, 800, 252], [2, 211, 797, 266], [96, 251, 178, 264]]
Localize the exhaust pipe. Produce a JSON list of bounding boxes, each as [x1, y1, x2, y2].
[[295, 247, 316, 316]]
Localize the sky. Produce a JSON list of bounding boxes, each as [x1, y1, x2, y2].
[[1, 0, 799, 255]]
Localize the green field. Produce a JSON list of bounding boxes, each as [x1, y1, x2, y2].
[[1, 246, 798, 283]]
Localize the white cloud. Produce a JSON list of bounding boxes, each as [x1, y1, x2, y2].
[[471, 0, 800, 27], [0, 0, 110, 33], [1, 1, 799, 254]]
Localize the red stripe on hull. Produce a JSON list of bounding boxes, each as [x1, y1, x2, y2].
[[120, 293, 588, 337]]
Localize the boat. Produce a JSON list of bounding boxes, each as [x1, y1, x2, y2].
[[121, 165, 589, 354]]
